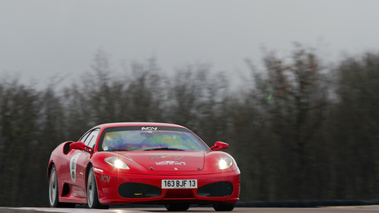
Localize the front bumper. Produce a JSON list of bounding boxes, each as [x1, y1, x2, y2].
[[93, 168, 240, 205]]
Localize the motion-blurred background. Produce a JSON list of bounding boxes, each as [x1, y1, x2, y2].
[[1, 0, 379, 207]]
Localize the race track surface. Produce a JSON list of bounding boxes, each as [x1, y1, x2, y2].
[[2, 206, 379, 213]]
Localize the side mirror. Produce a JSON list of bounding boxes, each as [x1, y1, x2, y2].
[[70, 142, 93, 154], [210, 141, 229, 151]]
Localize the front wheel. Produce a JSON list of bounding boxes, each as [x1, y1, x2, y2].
[[87, 167, 108, 209], [213, 203, 235, 211]]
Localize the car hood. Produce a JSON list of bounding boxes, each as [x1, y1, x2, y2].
[[117, 151, 205, 172]]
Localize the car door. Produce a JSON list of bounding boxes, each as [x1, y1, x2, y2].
[[69, 129, 100, 198]]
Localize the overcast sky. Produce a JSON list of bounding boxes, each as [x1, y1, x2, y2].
[[1, 0, 379, 87]]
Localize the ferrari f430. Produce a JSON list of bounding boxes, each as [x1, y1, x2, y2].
[[47, 122, 240, 211]]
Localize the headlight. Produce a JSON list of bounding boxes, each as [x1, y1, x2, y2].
[[104, 157, 130, 169], [219, 157, 233, 170]]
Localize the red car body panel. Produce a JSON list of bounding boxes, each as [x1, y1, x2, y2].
[[47, 122, 240, 206]]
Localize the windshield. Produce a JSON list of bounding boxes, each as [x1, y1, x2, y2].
[[98, 127, 209, 152]]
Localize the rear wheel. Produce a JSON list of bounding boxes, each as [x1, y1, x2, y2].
[[49, 165, 76, 208], [213, 203, 235, 211], [87, 167, 108, 209], [165, 203, 190, 211], [48, 166, 59, 207]]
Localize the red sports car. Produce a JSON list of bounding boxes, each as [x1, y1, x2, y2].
[[47, 122, 240, 211]]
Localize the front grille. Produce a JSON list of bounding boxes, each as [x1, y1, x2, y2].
[[197, 181, 233, 197], [118, 182, 162, 198]]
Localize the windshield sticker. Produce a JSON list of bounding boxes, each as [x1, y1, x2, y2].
[[155, 161, 186, 166], [70, 153, 81, 183], [141, 127, 158, 131], [150, 155, 185, 160]]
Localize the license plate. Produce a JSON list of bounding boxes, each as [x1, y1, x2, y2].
[[161, 179, 197, 189]]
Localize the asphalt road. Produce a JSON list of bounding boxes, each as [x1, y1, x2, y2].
[[2, 206, 379, 213]]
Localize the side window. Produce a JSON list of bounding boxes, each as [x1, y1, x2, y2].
[[84, 129, 100, 149], [79, 132, 91, 143]]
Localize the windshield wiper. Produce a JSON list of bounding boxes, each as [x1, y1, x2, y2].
[[108, 148, 130, 151], [143, 147, 185, 151]]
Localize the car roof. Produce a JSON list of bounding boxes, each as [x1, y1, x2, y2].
[[94, 122, 187, 130]]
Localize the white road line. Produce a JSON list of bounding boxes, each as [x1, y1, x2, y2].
[[12, 207, 148, 213]]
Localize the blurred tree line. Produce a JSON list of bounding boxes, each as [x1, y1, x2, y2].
[[1, 46, 379, 206]]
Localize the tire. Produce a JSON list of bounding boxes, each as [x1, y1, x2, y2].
[[213, 203, 235, 211], [87, 167, 108, 209], [165, 203, 190, 211], [48, 165, 59, 207]]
